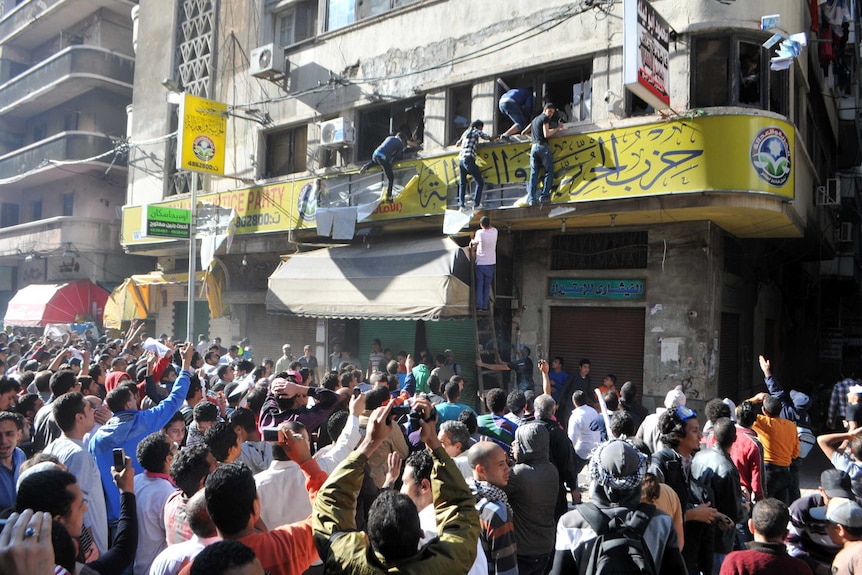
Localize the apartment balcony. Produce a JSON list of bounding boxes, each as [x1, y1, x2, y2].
[[0, 216, 120, 259], [0, 46, 133, 118], [0, 131, 126, 185], [0, 0, 136, 49]]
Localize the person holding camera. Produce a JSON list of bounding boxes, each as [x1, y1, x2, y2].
[[313, 398, 480, 574]]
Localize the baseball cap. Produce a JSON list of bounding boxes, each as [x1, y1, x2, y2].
[[849, 385, 862, 395], [664, 386, 687, 409], [821, 469, 855, 499], [811, 497, 862, 527]]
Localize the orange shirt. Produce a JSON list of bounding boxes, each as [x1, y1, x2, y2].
[[179, 459, 327, 575], [751, 414, 799, 466]]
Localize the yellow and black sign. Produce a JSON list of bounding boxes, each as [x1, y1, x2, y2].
[[177, 93, 226, 175]]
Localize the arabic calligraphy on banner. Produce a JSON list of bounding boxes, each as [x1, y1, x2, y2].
[[121, 115, 795, 245], [548, 278, 646, 300]]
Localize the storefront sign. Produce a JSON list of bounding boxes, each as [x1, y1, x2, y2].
[[623, 0, 671, 110], [177, 93, 227, 175], [547, 278, 646, 300], [122, 114, 796, 246], [143, 205, 191, 238]]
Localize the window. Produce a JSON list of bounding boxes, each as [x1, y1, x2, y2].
[[264, 124, 308, 178], [626, 92, 654, 117], [31, 200, 41, 221], [551, 232, 648, 270], [357, 97, 424, 161], [495, 61, 592, 134], [62, 193, 73, 217], [0, 203, 19, 228], [326, 0, 420, 31], [692, 35, 788, 116], [269, 0, 317, 48], [32, 123, 47, 142], [64, 111, 79, 131], [447, 84, 473, 146]]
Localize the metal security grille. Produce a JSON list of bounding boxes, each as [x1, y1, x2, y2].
[[551, 232, 648, 270]]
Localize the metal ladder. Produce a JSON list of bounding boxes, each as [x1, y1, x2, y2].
[[470, 245, 505, 411]]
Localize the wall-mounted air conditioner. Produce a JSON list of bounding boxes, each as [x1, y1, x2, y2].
[[250, 43, 285, 79], [319, 117, 355, 147]]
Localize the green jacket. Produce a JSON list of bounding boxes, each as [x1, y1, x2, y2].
[[313, 446, 479, 574]]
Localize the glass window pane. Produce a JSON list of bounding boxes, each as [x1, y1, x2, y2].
[[738, 41, 762, 106], [693, 37, 729, 107]]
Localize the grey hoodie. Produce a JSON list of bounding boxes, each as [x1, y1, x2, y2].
[[503, 422, 559, 555]]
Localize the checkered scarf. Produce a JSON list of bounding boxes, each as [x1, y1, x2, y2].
[[588, 439, 647, 491]]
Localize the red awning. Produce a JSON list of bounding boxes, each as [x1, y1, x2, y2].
[[4, 281, 110, 327]]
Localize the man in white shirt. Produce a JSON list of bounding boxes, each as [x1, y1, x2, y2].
[[134, 431, 180, 575], [274, 344, 295, 375], [195, 334, 209, 357], [402, 449, 487, 575], [313, 392, 363, 474], [567, 389, 600, 475], [44, 391, 108, 556], [438, 420, 475, 482], [149, 490, 220, 575], [470, 215, 498, 311]]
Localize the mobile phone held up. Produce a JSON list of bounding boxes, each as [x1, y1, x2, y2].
[[113, 448, 125, 471]]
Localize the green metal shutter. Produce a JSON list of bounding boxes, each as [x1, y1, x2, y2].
[[359, 320, 417, 369]]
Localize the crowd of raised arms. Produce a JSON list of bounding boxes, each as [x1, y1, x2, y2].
[[0, 323, 860, 575]]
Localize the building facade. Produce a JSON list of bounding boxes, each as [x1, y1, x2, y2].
[[122, 0, 861, 405], [0, 0, 151, 323]]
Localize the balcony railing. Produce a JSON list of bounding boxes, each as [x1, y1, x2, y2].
[[0, 0, 135, 48], [0, 131, 126, 181], [0, 216, 121, 258], [0, 46, 133, 117]]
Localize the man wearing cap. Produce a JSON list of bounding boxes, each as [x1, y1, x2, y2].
[[815, 497, 862, 574], [549, 438, 686, 574], [637, 385, 687, 455], [787, 469, 854, 574], [721, 498, 815, 575]]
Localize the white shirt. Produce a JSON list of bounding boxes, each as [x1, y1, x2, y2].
[[568, 404, 600, 459], [255, 460, 313, 527], [474, 226, 498, 266], [418, 504, 487, 575], [239, 441, 272, 475], [313, 415, 360, 475], [195, 341, 209, 357], [44, 437, 108, 554], [148, 534, 221, 575], [134, 473, 177, 575], [636, 409, 667, 455], [453, 453, 474, 483]]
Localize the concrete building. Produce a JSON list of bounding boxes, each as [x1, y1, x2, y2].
[[0, 0, 150, 324], [121, 0, 862, 405]]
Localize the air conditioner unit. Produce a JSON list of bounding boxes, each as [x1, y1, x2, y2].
[[250, 43, 285, 79], [839, 222, 854, 242], [817, 178, 841, 206], [319, 117, 355, 147]]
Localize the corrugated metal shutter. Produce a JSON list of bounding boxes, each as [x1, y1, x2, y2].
[[427, 319, 478, 410], [359, 320, 417, 368], [548, 307, 646, 387], [246, 304, 317, 365], [717, 312, 740, 399]]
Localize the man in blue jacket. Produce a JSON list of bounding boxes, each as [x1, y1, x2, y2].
[[359, 132, 404, 203], [89, 342, 193, 526]]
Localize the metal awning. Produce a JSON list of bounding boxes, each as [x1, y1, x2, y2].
[[4, 280, 110, 327], [265, 236, 472, 321]]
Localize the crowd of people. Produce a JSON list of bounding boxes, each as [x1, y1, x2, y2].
[[1, 323, 862, 575]]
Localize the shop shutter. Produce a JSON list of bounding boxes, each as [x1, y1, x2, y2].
[[247, 304, 317, 365], [359, 320, 417, 369], [426, 319, 479, 410], [548, 307, 646, 389], [717, 312, 741, 399]]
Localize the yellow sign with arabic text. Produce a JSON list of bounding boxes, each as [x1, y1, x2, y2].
[[122, 114, 795, 246], [178, 93, 227, 175]]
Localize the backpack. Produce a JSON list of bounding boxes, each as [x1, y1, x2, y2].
[[797, 425, 816, 458], [575, 502, 658, 575]]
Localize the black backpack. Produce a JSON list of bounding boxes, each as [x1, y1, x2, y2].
[[575, 502, 658, 575]]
